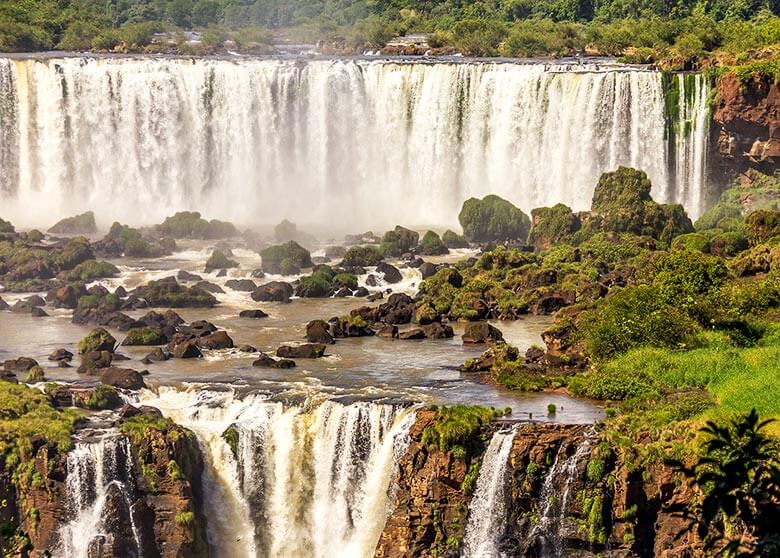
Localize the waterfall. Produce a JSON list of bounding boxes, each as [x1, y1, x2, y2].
[[134, 386, 415, 558], [0, 56, 710, 229], [461, 426, 518, 558], [671, 73, 711, 213], [56, 430, 144, 558]]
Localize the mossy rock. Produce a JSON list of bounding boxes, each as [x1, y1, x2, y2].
[[63, 259, 120, 282], [420, 405, 502, 459], [25, 365, 45, 383], [418, 231, 449, 256], [745, 209, 780, 245], [341, 245, 383, 267], [710, 231, 749, 257], [52, 237, 95, 270], [458, 195, 531, 243], [78, 328, 117, 354], [48, 211, 97, 235], [0, 217, 14, 234], [122, 327, 167, 346], [99, 222, 168, 258], [380, 226, 420, 257], [27, 230, 44, 243], [296, 269, 334, 298], [86, 385, 122, 410], [135, 278, 217, 308], [442, 230, 468, 248], [157, 211, 237, 239], [260, 241, 312, 274], [528, 204, 581, 251], [671, 233, 710, 253], [204, 250, 238, 272]]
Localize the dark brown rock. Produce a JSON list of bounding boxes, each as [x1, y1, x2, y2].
[[276, 343, 326, 359], [462, 322, 503, 344], [99, 367, 146, 390], [306, 320, 335, 344]]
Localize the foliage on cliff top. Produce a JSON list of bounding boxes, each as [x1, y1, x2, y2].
[[421, 405, 503, 460]]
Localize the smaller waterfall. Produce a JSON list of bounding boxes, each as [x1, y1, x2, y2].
[[531, 434, 593, 557], [461, 426, 518, 558], [57, 429, 144, 558], [671, 73, 710, 216]]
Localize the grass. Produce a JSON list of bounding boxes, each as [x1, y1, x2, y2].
[[120, 414, 175, 444], [421, 405, 502, 459]]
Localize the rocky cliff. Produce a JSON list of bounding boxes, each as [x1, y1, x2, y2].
[[713, 72, 780, 176]]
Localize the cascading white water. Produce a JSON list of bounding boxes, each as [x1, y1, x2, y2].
[[0, 56, 710, 229], [461, 426, 518, 558], [134, 385, 415, 558], [57, 430, 144, 558], [672, 73, 711, 214]]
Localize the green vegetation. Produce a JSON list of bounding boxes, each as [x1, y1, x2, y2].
[[100, 222, 170, 258], [78, 327, 116, 354], [458, 194, 531, 243], [135, 278, 217, 307], [204, 249, 238, 272], [442, 230, 468, 249], [86, 385, 121, 410], [62, 259, 119, 282], [418, 230, 448, 256], [421, 405, 502, 459], [260, 241, 312, 274], [156, 211, 237, 239], [120, 414, 176, 444], [47, 211, 96, 235], [174, 510, 195, 527], [341, 245, 383, 267], [122, 326, 167, 346], [379, 226, 419, 257]]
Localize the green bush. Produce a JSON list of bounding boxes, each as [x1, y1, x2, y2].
[[122, 327, 167, 346], [745, 209, 780, 245], [379, 226, 419, 257], [528, 204, 581, 250], [671, 232, 710, 253], [710, 231, 749, 257], [458, 195, 531, 243], [418, 231, 448, 256], [341, 245, 383, 267]]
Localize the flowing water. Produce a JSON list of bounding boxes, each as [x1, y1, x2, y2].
[[132, 386, 416, 558], [56, 426, 144, 557], [461, 427, 519, 558], [0, 56, 710, 229]]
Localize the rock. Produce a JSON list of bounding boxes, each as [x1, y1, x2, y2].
[[114, 286, 127, 298], [366, 292, 383, 302], [141, 347, 170, 364], [398, 328, 425, 340], [3, 357, 39, 373], [366, 274, 379, 287], [134, 278, 217, 308], [459, 194, 531, 242], [48, 211, 97, 234], [138, 309, 184, 338], [48, 348, 73, 362], [238, 344, 256, 353], [250, 268, 266, 279], [253, 353, 296, 368], [462, 322, 504, 344], [204, 249, 239, 272], [306, 320, 335, 344], [0, 296, 8, 310], [121, 326, 167, 346], [118, 403, 141, 418], [276, 344, 326, 359], [260, 241, 312, 274], [422, 323, 454, 339], [10, 300, 34, 313], [99, 367, 145, 390], [225, 279, 257, 292], [406, 257, 424, 268], [79, 328, 117, 354], [52, 285, 82, 309], [170, 340, 202, 359], [378, 293, 415, 324], [333, 287, 352, 297], [198, 330, 234, 350], [239, 309, 268, 319], [88, 284, 110, 298], [354, 287, 369, 297], [377, 262, 402, 283], [177, 270, 203, 282], [419, 262, 438, 279], [325, 246, 347, 260], [251, 281, 294, 302], [30, 307, 48, 317], [377, 325, 398, 338], [196, 280, 224, 294], [78, 350, 113, 373]]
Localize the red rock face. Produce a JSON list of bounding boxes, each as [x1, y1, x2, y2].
[[713, 73, 780, 172]]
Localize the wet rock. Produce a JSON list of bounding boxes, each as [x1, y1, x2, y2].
[[204, 249, 238, 272], [422, 323, 454, 339], [0, 296, 8, 310], [306, 320, 335, 344], [78, 350, 113, 373], [377, 324, 398, 338], [250, 268, 266, 279], [31, 307, 48, 317], [462, 322, 504, 344], [238, 344, 256, 353], [177, 270, 203, 282], [377, 262, 402, 284], [334, 287, 352, 297], [184, 320, 217, 337], [141, 347, 170, 364], [378, 293, 415, 324], [325, 246, 347, 260], [354, 287, 369, 297], [198, 330, 234, 350], [251, 281, 294, 303], [139, 310, 184, 338], [48, 211, 97, 235], [170, 340, 202, 359], [10, 300, 35, 313], [225, 279, 257, 292], [398, 328, 425, 340], [118, 403, 141, 418], [52, 284, 83, 309], [196, 280, 224, 294], [366, 274, 379, 287], [134, 278, 217, 308], [88, 284, 110, 298], [419, 262, 438, 279], [252, 353, 296, 369], [99, 367, 145, 390], [79, 328, 117, 354], [239, 309, 268, 319], [366, 292, 383, 302], [48, 348, 73, 362], [121, 326, 167, 346], [406, 257, 425, 268], [3, 357, 39, 374], [276, 343, 326, 359]]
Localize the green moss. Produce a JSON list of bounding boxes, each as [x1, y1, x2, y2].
[[461, 461, 481, 495], [122, 326, 166, 346], [442, 230, 468, 248], [24, 366, 44, 383], [174, 510, 195, 527], [458, 194, 531, 243], [745, 209, 780, 245], [156, 211, 237, 239], [710, 231, 749, 257], [260, 241, 312, 272], [297, 269, 334, 297], [418, 231, 449, 256], [671, 232, 710, 253], [341, 245, 383, 267], [120, 414, 175, 445], [86, 385, 121, 410], [223, 426, 239, 459], [48, 211, 96, 234], [63, 259, 119, 281], [78, 328, 116, 354], [332, 272, 358, 290], [135, 279, 217, 308], [204, 249, 238, 271], [379, 226, 419, 257], [420, 405, 501, 459], [528, 203, 581, 250], [26, 230, 43, 243], [167, 459, 184, 480]]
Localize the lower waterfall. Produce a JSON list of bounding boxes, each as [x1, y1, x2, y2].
[[56, 429, 144, 558], [461, 426, 518, 558], [134, 386, 416, 558]]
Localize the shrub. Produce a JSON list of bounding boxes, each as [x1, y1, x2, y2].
[[459, 195, 531, 243], [745, 209, 780, 245], [379, 226, 419, 257], [528, 204, 581, 251], [418, 231, 448, 256], [86, 385, 121, 410], [671, 233, 710, 253], [651, 249, 728, 313], [710, 231, 749, 257]]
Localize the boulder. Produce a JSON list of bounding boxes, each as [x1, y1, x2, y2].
[[239, 309, 268, 319], [3, 357, 39, 374], [121, 327, 167, 346], [0, 296, 8, 310], [53, 285, 82, 309], [377, 325, 398, 338], [141, 347, 170, 364], [377, 262, 402, 284], [238, 344, 256, 353], [225, 279, 257, 292], [99, 367, 146, 390], [48, 348, 73, 362], [253, 353, 296, 369], [398, 328, 426, 340], [198, 331, 234, 350], [170, 340, 202, 359], [31, 307, 49, 317], [306, 320, 335, 344], [78, 350, 113, 373], [177, 270, 203, 282], [48, 211, 97, 235], [419, 262, 438, 279], [276, 344, 326, 359], [422, 323, 454, 339], [10, 300, 35, 314], [196, 280, 224, 294], [251, 281, 294, 303], [78, 328, 117, 354], [462, 322, 504, 344], [354, 287, 369, 297]]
